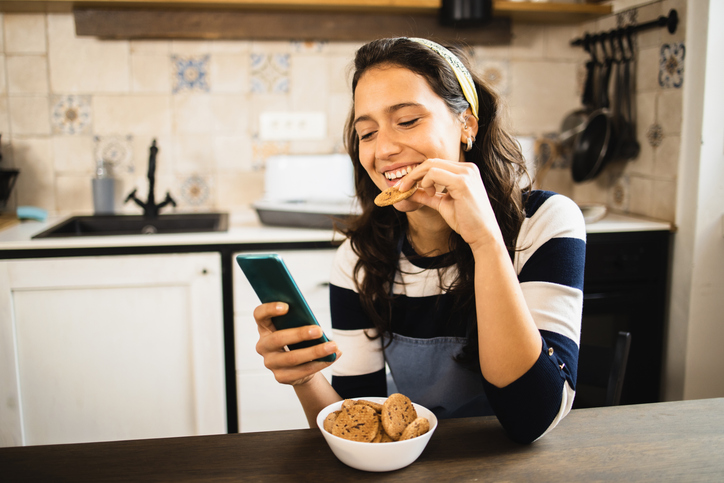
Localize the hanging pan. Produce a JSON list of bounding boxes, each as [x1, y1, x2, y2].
[[571, 33, 618, 183], [558, 35, 598, 159]]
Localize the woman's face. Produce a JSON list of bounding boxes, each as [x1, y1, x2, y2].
[[353, 65, 466, 211]]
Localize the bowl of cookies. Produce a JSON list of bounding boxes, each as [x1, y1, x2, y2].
[[316, 393, 438, 472]]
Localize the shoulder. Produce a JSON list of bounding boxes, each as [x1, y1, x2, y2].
[[520, 190, 586, 243], [515, 190, 586, 273], [330, 238, 361, 291]]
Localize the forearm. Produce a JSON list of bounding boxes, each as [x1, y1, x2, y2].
[[473, 240, 542, 388], [293, 372, 343, 428]]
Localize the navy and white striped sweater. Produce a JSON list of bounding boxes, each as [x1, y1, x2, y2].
[[328, 190, 586, 443]]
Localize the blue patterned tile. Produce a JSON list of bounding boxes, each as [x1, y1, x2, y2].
[[172, 55, 210, 93], [659, 42, 685, 89], [51, 95, 92, 135], [250, 53, 290, 94]]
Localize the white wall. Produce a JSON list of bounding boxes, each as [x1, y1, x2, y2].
[[665, 0, 724, 400]]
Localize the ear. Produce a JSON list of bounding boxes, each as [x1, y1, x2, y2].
[[459, 108, 479, 143]]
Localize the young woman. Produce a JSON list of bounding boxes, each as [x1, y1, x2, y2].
[[253, 37, 586, 443]]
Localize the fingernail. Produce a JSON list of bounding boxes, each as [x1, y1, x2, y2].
[[276, 302, 288, 312], [325, 342, 337, 353], [309, 326, 322, 338]]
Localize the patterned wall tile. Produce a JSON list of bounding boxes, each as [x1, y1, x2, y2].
[[94, 134, 134, 176], [659, 42, 685, 88], [179, 173, 212, 207], [251, 137, 290, 170], [646, 123, 664, 147], [291, 40, 327, 53], [172, 54, 211, 94], [477, 59, 510, 96], [609, 174, 630, 212], [50, 95, 92, 135], [250, 53, 290, 94]]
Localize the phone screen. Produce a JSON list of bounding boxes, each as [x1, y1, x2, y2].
[[236, 253, 336, 363]]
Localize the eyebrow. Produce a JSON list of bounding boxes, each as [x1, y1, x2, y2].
[[353, 102, 424, 128]]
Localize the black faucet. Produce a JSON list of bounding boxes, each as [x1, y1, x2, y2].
[[125, 139, 176, 218]]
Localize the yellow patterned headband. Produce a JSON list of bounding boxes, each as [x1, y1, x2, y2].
[[408, 37, 479, 120]]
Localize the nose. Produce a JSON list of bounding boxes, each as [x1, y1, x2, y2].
[[374, 125, 402, 161]]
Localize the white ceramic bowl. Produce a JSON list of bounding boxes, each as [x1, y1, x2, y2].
[[578, 203, 608, 224], [316, 397, 438, 472]]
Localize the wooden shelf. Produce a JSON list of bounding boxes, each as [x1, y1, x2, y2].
[[1, 1, 612, 43], [494, 1, 612, 24], [2, 0, 612, 22]]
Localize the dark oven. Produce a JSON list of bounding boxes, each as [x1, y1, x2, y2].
[[575, 230, 672, 407]]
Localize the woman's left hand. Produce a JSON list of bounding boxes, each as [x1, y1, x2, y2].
[[397, 158, 504, 250]]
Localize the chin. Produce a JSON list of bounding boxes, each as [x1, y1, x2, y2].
[[392, 199, 425, 213]]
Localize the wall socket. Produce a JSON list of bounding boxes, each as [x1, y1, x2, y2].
[[259, 112, 327, 141]]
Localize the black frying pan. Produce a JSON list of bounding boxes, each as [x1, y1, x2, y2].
[[571, 35, 618, 183], [559, 35, 597, 157]]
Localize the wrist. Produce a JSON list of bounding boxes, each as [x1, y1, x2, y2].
[[469, 230, 508, 260]]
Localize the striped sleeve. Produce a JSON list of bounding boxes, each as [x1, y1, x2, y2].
[[329, 239, 387, 398], [483, 191, 586, 443]]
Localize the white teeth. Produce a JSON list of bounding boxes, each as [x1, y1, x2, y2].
[[384, 165, 416, 180]]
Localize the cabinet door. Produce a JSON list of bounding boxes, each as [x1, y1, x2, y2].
[[0, 253, 226, 447], [233, 249, 336, 432]]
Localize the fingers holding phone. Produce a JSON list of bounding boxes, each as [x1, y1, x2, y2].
[[252, 301, 340, 386]]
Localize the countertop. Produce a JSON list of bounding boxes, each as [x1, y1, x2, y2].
[[2, 398, 722, 482], [0, 209, 673, 253]]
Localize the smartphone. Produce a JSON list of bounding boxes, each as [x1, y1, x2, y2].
[[236, 253, 336, 363]]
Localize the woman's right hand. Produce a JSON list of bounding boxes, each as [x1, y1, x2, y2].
[[253, 302, 341, 387]]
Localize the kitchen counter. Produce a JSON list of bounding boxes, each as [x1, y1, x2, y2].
[[2, 398, 722, 481], [0, 209, 672, 254], [0, 210, 343, 253]]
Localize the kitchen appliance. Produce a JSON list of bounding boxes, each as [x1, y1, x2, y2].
[[575, 230, 670, 407], [439, 0, 492, 27], [253, 154, 359, 229]]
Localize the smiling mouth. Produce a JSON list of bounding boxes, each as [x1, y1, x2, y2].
[[384, 164, 418, 181]]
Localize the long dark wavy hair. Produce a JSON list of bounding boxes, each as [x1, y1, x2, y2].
[[341, 38, 530, 367]]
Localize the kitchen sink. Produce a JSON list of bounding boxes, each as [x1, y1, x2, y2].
[[32, 213, 228, 238]]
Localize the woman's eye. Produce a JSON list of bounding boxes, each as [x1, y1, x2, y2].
[[399, 118, 420, 127], [359, 131, 376, 141]]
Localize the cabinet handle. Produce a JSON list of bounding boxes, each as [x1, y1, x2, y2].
[[318, 282, 330, 288]]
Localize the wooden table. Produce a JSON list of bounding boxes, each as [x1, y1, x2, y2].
[[2, 398, 723, 482]]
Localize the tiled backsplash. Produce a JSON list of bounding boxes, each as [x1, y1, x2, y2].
[[0, 1, 683, 223]]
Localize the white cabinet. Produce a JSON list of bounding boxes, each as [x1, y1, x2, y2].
[[233, 248, 337, 432], [0, 253, 227, 447]]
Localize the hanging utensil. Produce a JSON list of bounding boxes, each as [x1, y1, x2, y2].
[[558, 35, 598, 160], [571, 33, 618, 183], [615, 28, 641, 161]]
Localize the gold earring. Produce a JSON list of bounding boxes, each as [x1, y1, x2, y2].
[[464, 136, 474, 152]]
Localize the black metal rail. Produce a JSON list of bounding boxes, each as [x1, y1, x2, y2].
[[570, 8, 678, 48]]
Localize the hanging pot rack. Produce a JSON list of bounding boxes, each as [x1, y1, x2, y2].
[[570, 8, 678, 49]]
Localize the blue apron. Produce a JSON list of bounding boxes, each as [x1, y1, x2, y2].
[[384, 334, 492, 419], [384, 234, 493, 419]]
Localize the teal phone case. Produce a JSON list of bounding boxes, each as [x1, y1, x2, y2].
[[236, 253, 336, 363]]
